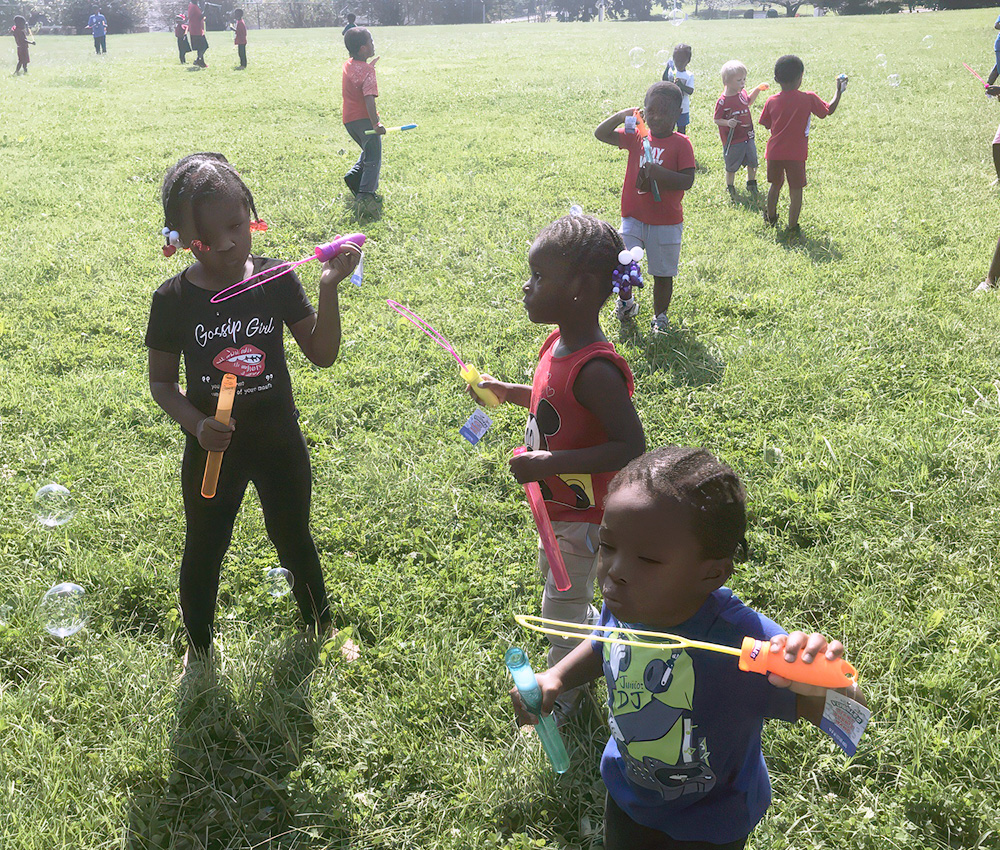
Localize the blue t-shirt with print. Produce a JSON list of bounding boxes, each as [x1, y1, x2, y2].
[[592, 589, 798, 844], [995, 14, 1000, 52], [88, 13, 107, 36]]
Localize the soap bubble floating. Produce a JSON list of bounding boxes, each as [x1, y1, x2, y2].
[[629, 47, 646, 69], [39, 582, 88, 638], [569, 204, 584, 217], [875, 53, 887, 68], [34, 484, 75, 528], [669, 7, 686, 25], [888, 74, 901, 87], [921, 35, 933, 49], [763, 445, 785, 466], [265, 567, 294, 598], [655, 48, 672, 66]]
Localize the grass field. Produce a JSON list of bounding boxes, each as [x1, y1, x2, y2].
[[2, 9, 1000, 849]]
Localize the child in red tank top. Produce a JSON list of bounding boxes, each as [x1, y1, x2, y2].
[[474, 214, 646, 723]]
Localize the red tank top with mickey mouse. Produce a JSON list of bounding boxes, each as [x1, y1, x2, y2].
[[525, 330, 635, 524]]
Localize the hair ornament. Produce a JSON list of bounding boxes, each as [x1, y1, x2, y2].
[[250, 218, 269, 232], [190, 239, 209, 252], [612, 246, 644, 299], [161, 227, 181, 257]]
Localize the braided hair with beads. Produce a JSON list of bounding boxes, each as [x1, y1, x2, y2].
[[533, 214, 626, 302], [161, 153, 264, 252], [609, 446, 749, 562]]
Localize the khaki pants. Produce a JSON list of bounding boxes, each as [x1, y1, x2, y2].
[[537, 520, 601, 669]]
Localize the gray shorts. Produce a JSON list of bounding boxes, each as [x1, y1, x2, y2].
[[621, 217, 683, 278], [724, 139, 759, 173]]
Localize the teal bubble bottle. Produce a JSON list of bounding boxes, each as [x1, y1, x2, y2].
[[505, 647, 570, 774]]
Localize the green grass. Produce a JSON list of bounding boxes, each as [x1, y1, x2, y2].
[[2, 10, 1000, 848]]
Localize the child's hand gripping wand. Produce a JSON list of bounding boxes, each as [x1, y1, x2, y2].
[[515, 615, 859, 690], [505, 647, 570, 774], [365, 123, 418, 135], [201, 373, 237, 499], [386, 300, 500, 407], [512, 447, 571, 592], [633, 109, 662, 203], [209, 234, 366, 304]]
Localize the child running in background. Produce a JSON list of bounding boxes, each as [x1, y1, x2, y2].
[[342, 25, 385, 218], [595, 82, 696, 333], [475, 214, 646, 723], [662, 44, 694, 136], [231, 8, 247, 68], [513, 446, 866, 850], [758, 55, 846, 235], [146, 153, 360, 663], [12, 16, 34, 75], [174, 14, 190, 64], [714, 60, 768, 201]]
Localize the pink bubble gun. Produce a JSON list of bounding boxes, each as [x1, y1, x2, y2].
[[513, 447, 571, 592], [210, 233, 366, 303], [387, 299, 500, 407]]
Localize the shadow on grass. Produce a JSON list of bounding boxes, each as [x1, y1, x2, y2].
[[617, 322, 726, 387], [125, 634, 334, 849], [776, 226, 843, 263]]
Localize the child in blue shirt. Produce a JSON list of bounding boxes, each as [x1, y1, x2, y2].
[[513, 446, 865, 849], [86, 6, 107, 54]]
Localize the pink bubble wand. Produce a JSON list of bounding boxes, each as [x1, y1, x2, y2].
[[512, 447, 572, 592], [387, 299, 500, 407], [210, 233, 366, 304], [964, 62, 989, 89]]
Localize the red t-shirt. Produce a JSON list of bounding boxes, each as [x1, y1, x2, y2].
[[234, 20, 247, 44], [526, 330, 635, 524], [714, 89, 754, 143], [342, 58, 378, 124], [186, 2, 204, 36], [174, 22, 187, 38], [615, 129, 696, 226], [758, 89, 830, 162]]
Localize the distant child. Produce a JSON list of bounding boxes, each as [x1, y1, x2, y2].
[[713, 60, 768, 201], [758, 55, 846, 234], [513, 446, 866, 850], [475, 214, 646, 722], [174, 14, 190, 64], [187, 0, 208, 67], [12, 16, 34, 75], [595, 81, 696, 333], [146, 153, 361, 663], [662, 44, 693, 136], [231, 8, 247, 68], [86, 6, 107, 54], [342, 26, 385, 216], [342, 12, 356, 34]]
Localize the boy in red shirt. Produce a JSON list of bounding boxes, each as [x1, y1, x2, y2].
[[713, 60, 769, 202], [595, 82, 696, 333], [758, 55, 847, 235], [187, 0, 208, 67], [342, 26, 385, 218], [231, 8, 247, 69]]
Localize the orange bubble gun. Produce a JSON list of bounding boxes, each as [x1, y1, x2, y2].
[[201, 373, 237, 499], [515, 614, 858, 689], [633, 108, 661, 202]]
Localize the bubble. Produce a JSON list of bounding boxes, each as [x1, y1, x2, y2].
[[0, 604, 11, 626], [33, 484, 75, 528], [38, 582, 88, 638], [875, 53, 887, 68], [338, 148, 346, 156], [629, 47, 646, 69], [669, 7, 686, 26], [921, 35, 933, 49], [763, 446, 784, 466], [888, 74, 901, 87], [655, 49, 672, 67], [265, 567, 294, 597], [569, 204, 583, 217]]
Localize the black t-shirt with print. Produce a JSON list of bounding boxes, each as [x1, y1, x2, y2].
[[145, 257, 314, 424]]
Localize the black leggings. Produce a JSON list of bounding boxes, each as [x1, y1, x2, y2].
[[604, 794, 748, 850], [180, 422, 330, 651]]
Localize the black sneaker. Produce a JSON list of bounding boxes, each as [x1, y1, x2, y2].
[[344, 173, 361, 196], [763, 211, 778, 227], [727, 185, 738, 202], [786, 224, 801, 238], [746, 180, 759, 196]]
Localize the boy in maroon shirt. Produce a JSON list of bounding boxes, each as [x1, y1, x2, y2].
[[758, 55, 847, 235]]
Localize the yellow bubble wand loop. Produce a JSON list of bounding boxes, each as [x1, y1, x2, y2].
[[515, 614, 858, 689]]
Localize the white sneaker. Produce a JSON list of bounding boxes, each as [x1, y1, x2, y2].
[[651, 312, 671, 333], [615, 297, 639, 321], [974, 279, 994, 295]]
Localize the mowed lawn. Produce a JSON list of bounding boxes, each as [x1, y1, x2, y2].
[[1, 10, 1000, 849]]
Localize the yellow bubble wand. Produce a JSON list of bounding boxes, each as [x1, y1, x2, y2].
[[515, 614, 857, 689]]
